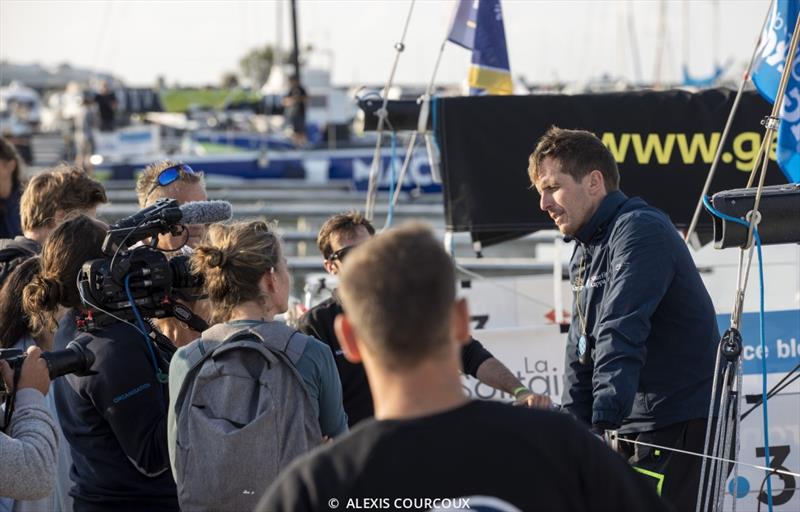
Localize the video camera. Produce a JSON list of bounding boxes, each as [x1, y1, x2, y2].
[[77, 198, 232, 331]]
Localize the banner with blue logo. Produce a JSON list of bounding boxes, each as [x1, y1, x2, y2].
[[752, 0, 800, 182], [716, 310, 800, 375]]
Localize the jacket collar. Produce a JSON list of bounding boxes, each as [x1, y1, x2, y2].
[[572, 190, 628, 244]]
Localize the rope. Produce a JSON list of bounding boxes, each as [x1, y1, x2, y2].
[[703, 195, 773, 511], [684, 2, 774, 244], [614, 437, 800, 479], [364, 0, 417, 220], [384, 132, 398, 229]]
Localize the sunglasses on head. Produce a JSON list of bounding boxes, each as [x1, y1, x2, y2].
[[145, 163, 198, 200], [328, 244, 357, 263]]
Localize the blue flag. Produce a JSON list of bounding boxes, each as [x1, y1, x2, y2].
[[448, 0, 513, 96], [752, 0, 800, 182], [447, 0, 477, 50]]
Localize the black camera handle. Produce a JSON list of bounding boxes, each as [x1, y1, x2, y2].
[[2, 358, 24, 433]]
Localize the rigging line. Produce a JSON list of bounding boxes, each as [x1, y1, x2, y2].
[[614, 437, 800, 479], [453, 262, 554, 311], [364, 0, 417, 220], [684, 0, 773, 243], [741, 363, 800, 420], [703, 195, 774, 511], [90, 0, 114, 79], [392, 36, 448, 208]]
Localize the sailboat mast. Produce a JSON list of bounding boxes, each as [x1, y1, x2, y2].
[[290, 0, 301, 79]]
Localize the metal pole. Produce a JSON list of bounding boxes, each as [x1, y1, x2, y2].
[[290, 0, 301, 80], [684, 1, 773, 243]]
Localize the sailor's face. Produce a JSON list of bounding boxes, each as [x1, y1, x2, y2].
[[325, 225, 372, 276], [535, 157, 594, 236], [149, 182, 208, 249]]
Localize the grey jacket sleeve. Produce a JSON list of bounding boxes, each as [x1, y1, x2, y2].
[[0, 388, 58, 500]]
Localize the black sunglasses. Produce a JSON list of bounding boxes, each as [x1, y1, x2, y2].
[[145, 163, 199, 200], [329, 244, 358, 263]]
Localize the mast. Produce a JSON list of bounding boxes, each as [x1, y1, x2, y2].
[[290, 0, 301, 80]]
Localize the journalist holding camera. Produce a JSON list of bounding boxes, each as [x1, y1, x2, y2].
[[22, 215, 179, 512], [0, 345, 57, 503]]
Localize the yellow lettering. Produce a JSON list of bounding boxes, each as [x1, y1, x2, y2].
[[732, 132, 762, 171], [630, 133, 676, 165], [675, 133, 720, 164], [601, 132, 630, 163]]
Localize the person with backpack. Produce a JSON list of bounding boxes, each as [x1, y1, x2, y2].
[[168, 220, 347, 511], [23, 215, 179, 512], [0, 164, 106, 289]]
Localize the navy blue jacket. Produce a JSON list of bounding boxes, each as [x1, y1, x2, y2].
[[53, 311, 178, 511], [562, 191, 719, 434]]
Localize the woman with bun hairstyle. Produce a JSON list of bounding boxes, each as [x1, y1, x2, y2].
[[166, 221, 347, 507], [179, 220, 347, 435], [23, 214, 178, 512]]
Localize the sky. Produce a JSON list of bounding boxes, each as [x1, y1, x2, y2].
[[0, 0, 768, 88]]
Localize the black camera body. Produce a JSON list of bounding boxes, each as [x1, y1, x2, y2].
[[77, 198, 207, 329], [80, 250, 202, 322], [0, 336, 96, 394]]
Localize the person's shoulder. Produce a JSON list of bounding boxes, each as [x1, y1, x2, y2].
[[307, 296, 339, 316], [0, 236, 38, 255], [612, 200, 674, 241], [266, 422, 379, 499], [300, 297, 339, 326]]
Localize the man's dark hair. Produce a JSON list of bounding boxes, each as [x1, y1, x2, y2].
[[528, 126, 620, 192], [316, 211, 375, 260], [337, 222, 455, 370]]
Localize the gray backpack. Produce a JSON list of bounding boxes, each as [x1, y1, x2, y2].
[[169, 321, 322, 511]]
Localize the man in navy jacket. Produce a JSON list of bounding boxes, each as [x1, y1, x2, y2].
[[528, 126, 719, 511]]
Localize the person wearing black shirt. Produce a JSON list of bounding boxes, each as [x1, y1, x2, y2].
[[259, 223, 671, 512], [282, 75, 308, 147], [23, 216, 177, 511], [94, 81, 117, 132], [299, 212, 551, 427]]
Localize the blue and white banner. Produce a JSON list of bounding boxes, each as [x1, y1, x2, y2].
[[752, 0, 800, 182]]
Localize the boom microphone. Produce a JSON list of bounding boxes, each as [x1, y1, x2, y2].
[[178, 200, 233, 225]]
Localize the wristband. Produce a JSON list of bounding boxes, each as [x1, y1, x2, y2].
[[512, 386, 530, 398]]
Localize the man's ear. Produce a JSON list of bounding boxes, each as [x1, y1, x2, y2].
[[588, 169, 605, 195], [334, 313, 363, 363], [452, 298, 470, 346]]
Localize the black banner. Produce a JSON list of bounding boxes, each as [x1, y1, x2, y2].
[[437, 88, 787, 247]]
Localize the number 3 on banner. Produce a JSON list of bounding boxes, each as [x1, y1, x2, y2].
[[755, 445, 796, 506]]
